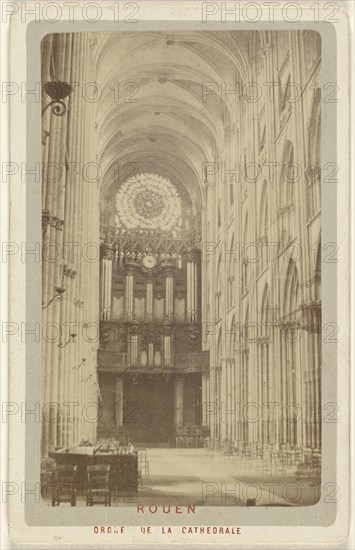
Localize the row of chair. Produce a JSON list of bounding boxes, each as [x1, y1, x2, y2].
[[206, 441, 321, 477], [50, 464, 113, 507], [47, 450, 150, 506]]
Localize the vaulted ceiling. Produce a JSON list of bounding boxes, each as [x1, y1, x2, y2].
[[94, 31, 256, 224]]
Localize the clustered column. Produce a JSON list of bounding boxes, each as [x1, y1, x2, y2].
[[164, 265, 175, 322], [303, 302, 322, 450], [201, 373, 209, 426], [202, 31, 322, 459], [115, 376, 124, 427], [41, 33, 100, 457], [163, 323, 173, 367], [125, 268, 134, 322], [174, 377, 184, 427], [146, 279, 153, 322], [100, 243, 113, 321], [186, 249, 199, 324]]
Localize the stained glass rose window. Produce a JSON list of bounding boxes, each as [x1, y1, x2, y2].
[[115, 173, 182, 231]]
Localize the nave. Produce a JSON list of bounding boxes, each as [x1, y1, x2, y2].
[[41, 30, 322, 500]]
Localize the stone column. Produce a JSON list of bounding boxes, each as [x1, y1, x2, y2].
[[148, 341, 154, 367], [302, 301, 321, 450], [295, 329, 303, 446], [164, 335, 171, 367], [41, 33, 72, 456], [127, 322, 139, 366], [164, 265, 175, 322], [186, 249, 199, 324], [209, 367, 216, 441], [174, 377, 184, 427], [219, 358, 227, 442], [216, 368, 221, 442], [206, 376, 210, 427], [125, 268, 134, 321], [100, 244, 114, 320], [231, 358, 236, 443], [162, 319, 173, 368], [146, 279, 153, 322], [311, 303, 322, 450], [56, 34, 89, 449], [234, 351, 242, 444], [256, 341, 262, 445], [241, 349, 249, 444], [115, 376, 124, 427], [61, 32, 83, 451], [45, 32, 100, 453], [281, 321, 302, 446], [201, 373, 209, 426], [71, 33, 87, 449], [57, 265, 76, 448], [267, 306, 281, 448]]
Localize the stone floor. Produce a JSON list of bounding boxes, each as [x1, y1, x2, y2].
[[49, 448, 319, 507], [135, 449, 319, 507]]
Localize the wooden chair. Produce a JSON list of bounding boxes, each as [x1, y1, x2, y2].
[[311, 451, 321, 477], [255, 444, 263, 460], [51, 464, 78, 506], [86, 465, 111, 506], [138, 449, 149, 477], [261, 460, 273, 476], [41, 459, 55, 499]]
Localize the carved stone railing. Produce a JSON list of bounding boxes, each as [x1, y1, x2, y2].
[[97, 351, 129, 371], [98, 349, 210, 373]]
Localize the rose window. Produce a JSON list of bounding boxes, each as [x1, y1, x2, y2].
[[115, 173, 182, 231]]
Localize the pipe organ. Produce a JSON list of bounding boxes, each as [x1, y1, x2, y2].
[[98, 242, 209, 444], [99, 245, 204, 369]]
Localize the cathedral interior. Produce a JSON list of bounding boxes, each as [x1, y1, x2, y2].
[[41, 30, 321, 504]]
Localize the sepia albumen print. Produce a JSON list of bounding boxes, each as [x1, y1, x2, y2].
[[40, 29, 322, 509]]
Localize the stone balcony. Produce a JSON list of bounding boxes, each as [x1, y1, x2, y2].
[[97, 349, 209, 374]]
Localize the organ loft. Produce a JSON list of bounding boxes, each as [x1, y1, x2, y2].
[[97, 173, 209, 444]]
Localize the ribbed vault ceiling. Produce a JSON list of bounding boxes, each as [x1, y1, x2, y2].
[[94, 31, 255, 221]]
